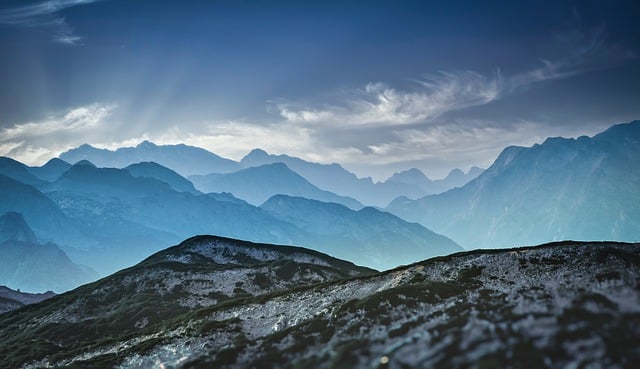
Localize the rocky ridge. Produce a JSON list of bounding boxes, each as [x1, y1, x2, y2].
[[0, 238, 637, 368]]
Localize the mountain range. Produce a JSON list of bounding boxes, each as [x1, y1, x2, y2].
[[387, 120, 640, 248], [1, 119, 638, 293], [0, 157, 461, 290], [0, 236, 637, 368], [241, 148, 483, 206], [59, 143, 482, 207], [60, 141, 241, 176], [189, 163, 363, 209]]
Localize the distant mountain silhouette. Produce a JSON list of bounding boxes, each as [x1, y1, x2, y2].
[[0, 174, 91, 249], [43, 162, 325, 273], [0, 285, 55, 313], [49, 161, 444, 272], [0, 211, 37, 243], [0, 212, 97, 293], [190, 163, 363, 209], [0, 157, 47, 188], [57, 143, 482, 207], [386, 166, 483, 195], [241, 149, 481, 206], [388, 120, 640, 248], [2, 155, 462, 285], [26, 158, 72, 182], [385, 168, 431, 190], [52, 160, 176, 199], [261, 195, 461, 270], [59, 141, 240, 176], [125, 161, 199, 194]]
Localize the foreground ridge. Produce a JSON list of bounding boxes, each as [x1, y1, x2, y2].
[[1, 239, 638, 368]]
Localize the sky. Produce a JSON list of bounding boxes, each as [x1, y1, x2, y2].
[[0, 0, 639, 180]]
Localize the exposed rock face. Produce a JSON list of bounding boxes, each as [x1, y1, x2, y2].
[[0, 238, 637, 369]]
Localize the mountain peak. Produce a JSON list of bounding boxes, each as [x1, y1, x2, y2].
[[541, 136, 573, 146], [137, 140, 157, 149], [125, 161, 198, 194], [72, 159, 96, 168], [445, 168, 465, 180], [248, 148, 269, 156], [386, 168, 432, 186], [241, 148, 270, 164], [0, 211, 37, 244], [42, 158, 70, 168]]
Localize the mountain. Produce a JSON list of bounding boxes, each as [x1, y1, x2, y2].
[[0, 212, 97, 293], [47, 162, 446, 273], [387, 120, 640, 248], [45, 162, 308, 274], [0, 157, 46, 188], [0, 286, 55, 314], [3, 157, 460, 282], [56, 143, 483, 207], [26, 158, 72, 182], [0, 174, 91, 249], [261, 195, 462, 270], [385, 167, 432, 190], [241, 149, 392, 206], [125, 161, 199, 194], [0, 235, 374, 367], [0, 238, 637, 368], [240, 149, 481, 206], [59, 141, 241, 176], [190, 163, 363, 209], [386, 166, 484, 195], [0, 211, 37, 243]]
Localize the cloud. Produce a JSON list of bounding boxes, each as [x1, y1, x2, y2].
[[0, 103, 116, 165], [279, 71, 503, 126], [0, 0, 102, 45], [277, 25, 630, 131], [509, 26, 618, 89]]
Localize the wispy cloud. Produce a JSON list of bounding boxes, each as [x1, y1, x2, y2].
[[0, 0, 102, 45], [509, 25, 624, 89], [0, 103, 116, 165], [279, 71, 502, 126], [277, 26, 629, 129]]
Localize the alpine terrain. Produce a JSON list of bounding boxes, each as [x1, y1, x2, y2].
[[0, 236, 637, 369]]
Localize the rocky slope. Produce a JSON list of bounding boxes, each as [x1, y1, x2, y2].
[[0, 238, 637, 369]]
